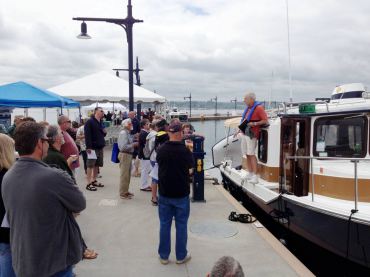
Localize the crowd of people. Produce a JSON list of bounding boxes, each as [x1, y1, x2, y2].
[[0, 106, 246, 277]]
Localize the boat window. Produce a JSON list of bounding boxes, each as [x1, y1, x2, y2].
[[331, 91, 363, 100], [258, 130, 268, 163], [313, 115, 367, 158]]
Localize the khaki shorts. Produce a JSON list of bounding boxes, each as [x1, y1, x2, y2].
[[244, 135, 257, 156], [86, 148, 104, 168]]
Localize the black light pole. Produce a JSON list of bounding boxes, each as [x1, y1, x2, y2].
[[184, 93, 192, 118], [73, 0, 143, 111], [231, 97, 237, 112], [114, 56, 143, 86], [211, 96, 218, 116]]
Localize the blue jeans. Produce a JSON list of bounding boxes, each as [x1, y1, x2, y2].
[[158, 195, 190, 260], [0, 243, 16, 277], [50, 266, 73, 277]]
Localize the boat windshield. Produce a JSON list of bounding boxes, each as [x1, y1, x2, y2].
[[331, 91, 363, 100]]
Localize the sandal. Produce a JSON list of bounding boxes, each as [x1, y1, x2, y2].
[[86, 183, 97, 191], [83, 249, 98, 259], [92, 180, 104, 187], [140, 187, 152, 192], [238, 214, 257, 224], [151, 198, 158, 206], [120, 193, 132, 199]]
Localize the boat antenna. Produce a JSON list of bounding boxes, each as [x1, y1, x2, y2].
[[286, 0, 293, 102], [269, 70, 274, 109]]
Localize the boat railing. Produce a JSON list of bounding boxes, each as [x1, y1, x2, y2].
[[278, 101, 330, 114], [285, 155, 370, 212]]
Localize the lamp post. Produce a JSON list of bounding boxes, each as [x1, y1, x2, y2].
[[230, 97, 237, 112], [210, 96, 218, 116], [184, 93, 192, 118], [73, 0, 143, 112], [114, 56, 143, 86]]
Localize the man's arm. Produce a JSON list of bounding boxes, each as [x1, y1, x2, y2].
[[53, 170, 86, 213]]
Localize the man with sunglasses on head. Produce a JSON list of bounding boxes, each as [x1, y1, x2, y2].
[[2, 121, 86, 277], [84, 107, 106, 191], [58, 115, 80, 176]]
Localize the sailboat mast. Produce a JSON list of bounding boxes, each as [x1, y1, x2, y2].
[[286, 0, 293, 102]]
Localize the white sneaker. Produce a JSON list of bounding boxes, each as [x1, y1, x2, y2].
[[249, 175, 259, 184], [176, 254, 191, 264], [246, 172, 254, 180], [159, 257, 169, 265]]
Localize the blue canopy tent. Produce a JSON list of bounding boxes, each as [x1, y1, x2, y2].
[[0, 81, 80, 108]]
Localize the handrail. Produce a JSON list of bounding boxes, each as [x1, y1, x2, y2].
[[285, 155, 370, 212], [278, 101, 330, 114]]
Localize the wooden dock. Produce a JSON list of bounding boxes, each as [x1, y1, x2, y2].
[[189, 114, 240, 122], [73, 147, 313, 277]]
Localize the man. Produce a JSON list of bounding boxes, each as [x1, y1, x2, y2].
[[128, 111, 141, 177], [58, 115, 80, 174], [7, 115, 23, 138], [138, 119, 151, 191], [117, 118, 138, 199], [2, 121, 86, 277], [208, 256, 244, 277], [156, 120, 194, 265], [240, 92, 268, 184], [84, 107, 106, 191]]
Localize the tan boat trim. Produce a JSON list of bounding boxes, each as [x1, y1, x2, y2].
[[309, 175, 370, 202], [258, 164, 280, 182], [216, 185, 314, 277]]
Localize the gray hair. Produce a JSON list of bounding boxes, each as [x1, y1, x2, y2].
[[46, 125, 60, 144], [121, 118, 132, 128], [57, 115, 69, 125], [210, 256, 244, 277], [244, 92, 256, 101]]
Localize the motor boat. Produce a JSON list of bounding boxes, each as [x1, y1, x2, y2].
[[212, 83, 370, 268]]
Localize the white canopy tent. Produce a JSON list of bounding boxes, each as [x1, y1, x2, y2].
[[48, 71, 166, 103], [82, 102, 128, 112]]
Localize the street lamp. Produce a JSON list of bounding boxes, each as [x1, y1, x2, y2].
[[184, 93, 192, 118], [230, 97, 237, 112], [114, 56, 143, 86], [210, 96, 218, 116], [73, 0, 143, 111]]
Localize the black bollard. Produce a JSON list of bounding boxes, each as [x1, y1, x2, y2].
[[192, 136, 206, 202]]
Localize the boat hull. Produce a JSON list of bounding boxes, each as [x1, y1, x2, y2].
[[221, 172, 370, 269]]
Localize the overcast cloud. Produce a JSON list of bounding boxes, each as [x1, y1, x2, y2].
[[0, 0, 369, 102]]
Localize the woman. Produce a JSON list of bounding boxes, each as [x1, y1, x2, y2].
[[76, 120, 88, 175], [43, 125, 98, 259], [0, 134, 16, 276]]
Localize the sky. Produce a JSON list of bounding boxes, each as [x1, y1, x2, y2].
[[0, 0, 369, 102]]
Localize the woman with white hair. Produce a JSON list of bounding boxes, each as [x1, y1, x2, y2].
[[118, 119, 139, 199]]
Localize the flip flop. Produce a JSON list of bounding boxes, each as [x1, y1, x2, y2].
[[86, 183, 97, 191], [140, 187, 152, 191]]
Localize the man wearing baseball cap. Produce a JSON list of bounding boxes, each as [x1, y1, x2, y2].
[[156, 119, 194, 265]]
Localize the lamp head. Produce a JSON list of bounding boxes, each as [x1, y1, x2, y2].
[[77, 22, 91, 39]]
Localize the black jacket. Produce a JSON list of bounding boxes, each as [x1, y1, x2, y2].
[[0, 168, 9, 243], [138, 129, 149, 160], [84, 117, 106, 150]]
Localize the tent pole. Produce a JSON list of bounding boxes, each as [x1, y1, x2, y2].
[[43, 108, 46, 121], [78, 106, 82, 123]]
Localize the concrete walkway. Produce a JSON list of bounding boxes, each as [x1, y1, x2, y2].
[[74, 149, 312, 277]]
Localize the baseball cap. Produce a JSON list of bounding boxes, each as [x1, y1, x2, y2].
[[168, 121, 182, 133]]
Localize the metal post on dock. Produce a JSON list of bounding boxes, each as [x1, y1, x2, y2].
[[211, 96, 218, 116], [354, 160, 358, 211], [231, 97, 237, 113], [184, 93, 192, 117]]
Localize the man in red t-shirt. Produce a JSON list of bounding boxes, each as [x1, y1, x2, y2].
[[241, 92, 268, 184], [58, 115, 80, 174]]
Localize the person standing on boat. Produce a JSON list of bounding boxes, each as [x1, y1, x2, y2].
[[240, 92, 268, 184]]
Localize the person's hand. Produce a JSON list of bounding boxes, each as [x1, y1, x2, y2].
[[247, 122, 254, 127], [67, 155, 78, 166]]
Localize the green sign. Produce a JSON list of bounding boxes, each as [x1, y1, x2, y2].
[[299, 104, 316, 113]]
